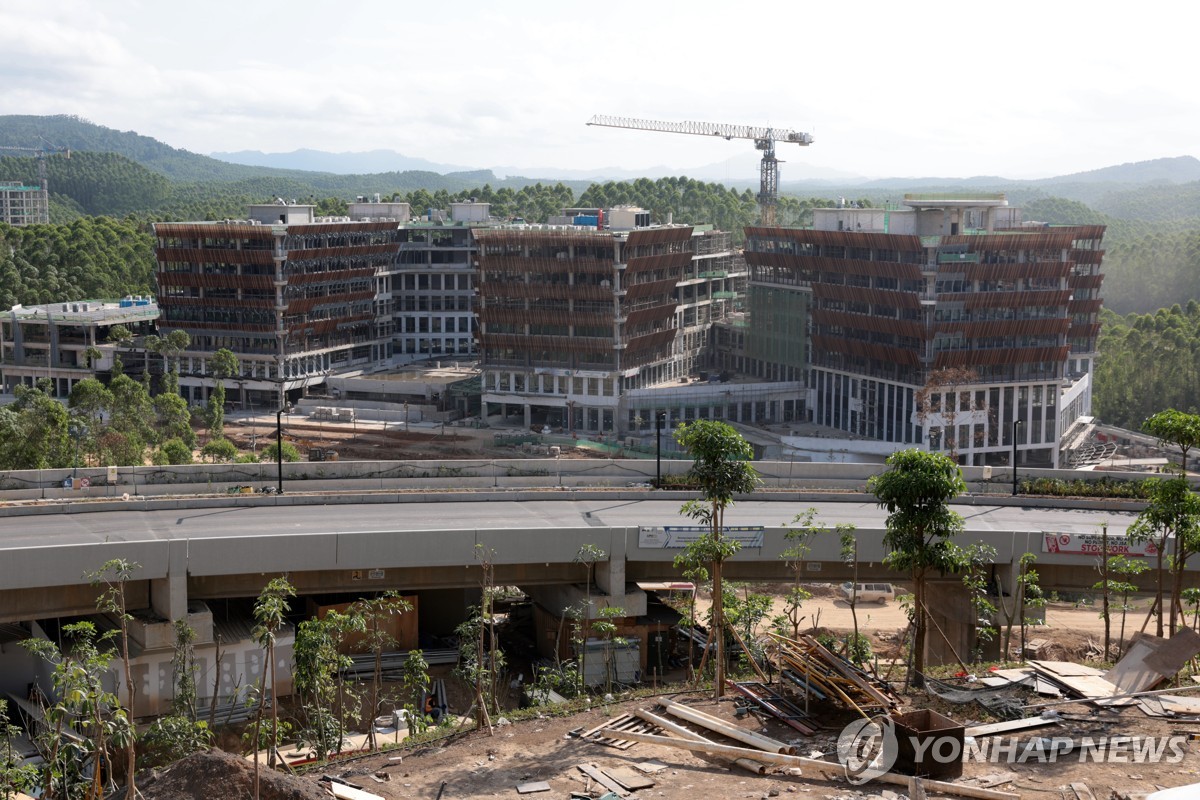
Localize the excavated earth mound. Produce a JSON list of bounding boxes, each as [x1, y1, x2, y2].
[[136, 748, 330, 800]]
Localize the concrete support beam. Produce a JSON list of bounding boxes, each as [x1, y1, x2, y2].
[[150, 576, 188, 623], [150, 538, 189, 622]]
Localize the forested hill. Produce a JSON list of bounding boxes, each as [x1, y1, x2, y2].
[[0, 114, 278, 182]]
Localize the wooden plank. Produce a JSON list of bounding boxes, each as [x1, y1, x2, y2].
[[603, 766, 655, 790], [975, 772, 1018, 788], [580, 713, 632, 740], [576, 764, 629, 798], [1105, 637, 1166, 693], [516, 781, 551, 794], [1159, 695, 1200, 715], [1070, 782, 1097, 800], [1144, 628, 1200, 675], [329, 783, 385, 800], [600, 730, 1018, 800], [965, 716, 1058, 738], [1028, 660, 1105, 677]]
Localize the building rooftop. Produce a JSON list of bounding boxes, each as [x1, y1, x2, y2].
[[5, 298, 159, 325]]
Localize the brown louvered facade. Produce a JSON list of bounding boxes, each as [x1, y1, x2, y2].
[[742, 208, 1105, 463], [474, 223, 745, 435], [153, 210, 400, 407], [474, 227, 693, 372]]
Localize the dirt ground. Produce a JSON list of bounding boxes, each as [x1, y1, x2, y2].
[[299, 691, 1200, 800], [273, 595, 1200, 800], [223, 418, 606, 462]]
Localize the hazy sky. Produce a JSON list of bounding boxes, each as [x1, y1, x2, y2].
[[1, 0, 1193, 180]]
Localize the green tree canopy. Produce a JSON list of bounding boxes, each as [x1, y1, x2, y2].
[[869, 448, 967, 686]]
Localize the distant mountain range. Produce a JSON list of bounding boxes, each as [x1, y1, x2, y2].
[[2, 114, 1198, 201]]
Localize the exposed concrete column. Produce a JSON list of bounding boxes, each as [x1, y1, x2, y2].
[[150, 539, 189, 622], [523, 404, 532, 428], [595, 547, 626, 602], [922, 579, 975, 667]]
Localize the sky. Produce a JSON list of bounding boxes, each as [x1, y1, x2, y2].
[[0, 0, 1194, 181]]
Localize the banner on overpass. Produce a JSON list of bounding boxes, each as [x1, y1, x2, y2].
[[1042, 531, 1158, 557], [640, 526, 764, 549]]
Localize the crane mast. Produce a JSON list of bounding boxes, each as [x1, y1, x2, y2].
[[587, 114, 813, 226], [0, 143, 71, 191]]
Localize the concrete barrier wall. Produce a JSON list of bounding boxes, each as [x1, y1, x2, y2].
[[0, 457, 1182, 503]]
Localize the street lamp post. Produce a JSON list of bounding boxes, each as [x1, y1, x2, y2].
[[69, 422, 87, 480], [1012, 419, 1023, 497], [655, 411, 665, 489], [276, 407, 286, 495]]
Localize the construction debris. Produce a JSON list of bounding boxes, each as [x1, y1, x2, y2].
[[598, 729, 1019, 800], [1105, 628, 1200, 694], [656, 696, 796, 755], [769, 632, 899, 714], [575, 764, 630, 797], [729, 681, 819, 734], [515, 781, 551, 794], [579, 712, 657, 749]]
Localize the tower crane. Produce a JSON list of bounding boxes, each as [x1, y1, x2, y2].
[[0, 143, 71, 191], [587, 115, 813, 226]]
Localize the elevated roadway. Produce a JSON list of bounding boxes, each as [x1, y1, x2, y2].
[[0, 492, 1143, 625]]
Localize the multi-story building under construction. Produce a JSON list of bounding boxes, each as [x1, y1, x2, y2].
[[473, 220, 746, 434], [0, 181, 48, 226], [152, 202, 402, 408], [741, 194, 1104, 467]]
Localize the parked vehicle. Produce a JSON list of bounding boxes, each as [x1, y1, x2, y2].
[[839, 581, 895, 604]]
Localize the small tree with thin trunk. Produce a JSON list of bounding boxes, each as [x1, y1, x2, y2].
[[572, 544, 606, 694], [0, 699, 37, 800], [349, 592, 412, 752], [1106, 555, 1150, 658], [674, 420, 760, 699], [1127, 476, 1200, 636], [87, 558, 141, 800], [1143, 408, 1200, 475], [250, 576, 294, 800], [868, 448, 967, 687], [779, 510, 819, 638]]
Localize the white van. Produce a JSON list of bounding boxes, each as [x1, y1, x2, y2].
[[840, 582, 895, 604]]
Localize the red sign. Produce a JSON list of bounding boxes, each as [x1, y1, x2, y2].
[[1042, 532, 1157, 557]]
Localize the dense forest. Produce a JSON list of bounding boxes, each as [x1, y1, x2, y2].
[[0, 217, 155, 310], [1092, 305, 1200, 429]]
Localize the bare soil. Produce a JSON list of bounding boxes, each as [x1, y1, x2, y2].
[[135, 748, 331, 800], [223, 419, 607, 462], [299, 692, 1200, 799]]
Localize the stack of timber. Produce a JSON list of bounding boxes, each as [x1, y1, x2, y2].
[[769, 632, 899, 714]]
